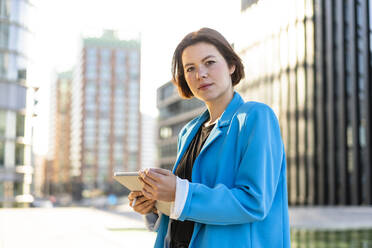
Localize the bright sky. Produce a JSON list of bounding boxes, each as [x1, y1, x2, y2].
[[27, 0, 240, 155]]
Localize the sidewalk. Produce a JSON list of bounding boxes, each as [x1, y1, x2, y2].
[[0, 207, 156, 248], [289, 206, 372, 230], [107, 199, 372, 230]]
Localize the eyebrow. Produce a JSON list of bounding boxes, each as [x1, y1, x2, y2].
[[184, 55, 216, 68]]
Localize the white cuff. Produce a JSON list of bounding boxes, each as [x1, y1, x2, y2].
[[170, 177, 189, 220]]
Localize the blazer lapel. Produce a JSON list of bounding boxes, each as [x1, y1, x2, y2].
[[172, 111, 209, 173], [195, 91, 245, 160], [172, 92, 245, 174]]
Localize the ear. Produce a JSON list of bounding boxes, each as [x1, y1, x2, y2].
[[229, 64, 236, 75]]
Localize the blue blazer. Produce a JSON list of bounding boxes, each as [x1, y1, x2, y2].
[[154, 92, 290, 248]]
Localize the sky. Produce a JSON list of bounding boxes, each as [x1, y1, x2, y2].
[[27, 0, 241, 155]]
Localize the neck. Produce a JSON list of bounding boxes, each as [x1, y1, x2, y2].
[[205, 90, 234, 125]]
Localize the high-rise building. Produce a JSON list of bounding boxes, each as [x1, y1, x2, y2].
[[48, 71, 72, 195], [236, 0, 371, 205], [157, 81, 206, 170], [71, 30, 141, 194], [0, 0, 34, 207]]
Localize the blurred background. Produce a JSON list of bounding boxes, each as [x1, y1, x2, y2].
[[0, 0, 371, 247]]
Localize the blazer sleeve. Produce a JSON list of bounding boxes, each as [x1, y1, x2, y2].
[[177, 104, 285, 225]]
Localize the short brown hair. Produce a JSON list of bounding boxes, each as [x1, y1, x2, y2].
[[172, 27, 245, 99]]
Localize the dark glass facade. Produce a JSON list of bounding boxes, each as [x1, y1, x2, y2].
[[238, 0, 371, 205]]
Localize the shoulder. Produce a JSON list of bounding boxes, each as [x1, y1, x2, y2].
[[235, 101, 278, 123], [234, 101, 283, 147]]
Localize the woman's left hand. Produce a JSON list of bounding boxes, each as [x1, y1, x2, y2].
[[139, 168, 177, 202]]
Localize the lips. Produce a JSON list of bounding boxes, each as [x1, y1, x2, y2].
[[198, 83, 213, 90]]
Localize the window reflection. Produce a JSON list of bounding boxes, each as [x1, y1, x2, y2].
[[0, 141, 4, 165], [296, 22, 305, 63], [297, 66, 306, 109], [280, 30, 289, 69], [305, 19, 314, 65]]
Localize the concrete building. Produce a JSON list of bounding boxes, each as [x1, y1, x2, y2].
[[70, 30, 141, 195], [0, 0, 34, 207], [236, 0, 372, 205], [141, 113, 156, 170], [156, 81, 205, 170], [47, 71, 73, 195]]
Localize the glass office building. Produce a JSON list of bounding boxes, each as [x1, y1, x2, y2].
[[0, 0, 34, 206], [237, 0, 371, 205]]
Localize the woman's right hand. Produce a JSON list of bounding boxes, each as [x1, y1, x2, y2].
[[128, 191, 157, 215]]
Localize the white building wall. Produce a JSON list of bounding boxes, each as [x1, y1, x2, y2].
[[141, 113, 156, 170]]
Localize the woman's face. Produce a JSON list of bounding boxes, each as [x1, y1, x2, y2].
[[181, 42, 235, 104]]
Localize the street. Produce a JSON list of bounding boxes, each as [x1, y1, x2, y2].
[[0, 207, 156, 248]]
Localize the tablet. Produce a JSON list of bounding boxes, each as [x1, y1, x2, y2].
[[113, 171, 171, 216], [113, 171, 141, 191]]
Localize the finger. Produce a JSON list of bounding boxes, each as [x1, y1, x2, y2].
[[149, 168, 172, 176], [141, 202, 156, 214], [142, 181, 157, 198], [140, 173, 158, 188], [142, 187, 153, 199], [128, 191, 143, 200], [141, 170, 165, 184], [135, 196, 149, 205], [138, 177, 155, 192], [134, 199, 155, 213], [132, 197, 148, 208]]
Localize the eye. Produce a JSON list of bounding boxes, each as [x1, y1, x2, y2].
[[205, 60, 216, 66], [186, 67, 194, 72]]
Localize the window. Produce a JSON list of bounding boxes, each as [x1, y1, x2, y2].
[[160, 83, 175, 101], [14, 181, 22, 196], [296, 22, 305, 63], [305, 19, 314, 65], [116, 50, 127, 80], [0, 0, 11, 18], [288, 24, 297, 68], [84, 136, 95, 150], [297, 66, 306, 109], [0, 52, 9, 79], [160, 127, 172, 139], [0, 141, 4, 166], [84, 151, 95, 165], [100, 49, 112, 80], [279, 30, 289, 69], [0, 109, 5, 136], [16, 112, 25, 137], [15, 143, 24, 165], [0, 23, 10, 49], [0, 182, 3, 196], [129, 51, 139, 80], [85, 62, 97, 79]]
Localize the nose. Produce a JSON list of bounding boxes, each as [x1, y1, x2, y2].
[[196, 66, 208, 80]]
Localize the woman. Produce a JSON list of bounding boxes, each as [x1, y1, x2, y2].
[[128, 27, 290, 248]]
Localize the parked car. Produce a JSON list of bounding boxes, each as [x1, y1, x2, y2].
[[30, 198, 54, 208]]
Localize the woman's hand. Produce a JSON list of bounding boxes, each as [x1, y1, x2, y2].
[[139, 168, 177, 202], [128, 191, 157, 215]]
